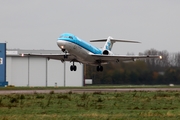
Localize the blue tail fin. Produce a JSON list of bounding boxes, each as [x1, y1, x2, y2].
[[103, 36, 113, 51]]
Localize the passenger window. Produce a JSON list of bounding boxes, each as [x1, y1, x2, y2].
[[69, 36, 73, 39]]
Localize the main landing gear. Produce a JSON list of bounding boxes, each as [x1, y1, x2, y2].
[[97, 65, 103, 72], [96, 60, 103, 72], [70, 62, 77, 71]]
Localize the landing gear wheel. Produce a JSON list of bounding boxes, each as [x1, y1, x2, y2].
[[100, 66, 103, 71], [96, 66, 99, 71], [70, 65, 77, 71], [62, 49, 65, 52], [74, 65, 77, 71], [97, 66, 103, 72], [70, 65, 74, 71]]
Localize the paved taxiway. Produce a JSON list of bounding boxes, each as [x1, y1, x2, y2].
[[0, 88, 180, 94]]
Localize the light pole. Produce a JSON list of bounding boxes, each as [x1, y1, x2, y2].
[[64, 62, 66, 87]]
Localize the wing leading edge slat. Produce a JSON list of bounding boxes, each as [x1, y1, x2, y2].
[[20, 53, 77, 62]]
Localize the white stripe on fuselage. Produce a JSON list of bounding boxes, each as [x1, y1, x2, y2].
[[57, 40, 98, 65]]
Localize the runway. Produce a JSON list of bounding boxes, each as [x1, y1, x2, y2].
[[0, 88, 180, 94]]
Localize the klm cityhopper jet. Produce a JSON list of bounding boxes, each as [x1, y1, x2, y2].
[[22, 33, 162, 72]]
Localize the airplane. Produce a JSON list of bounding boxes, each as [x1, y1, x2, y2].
[[21, 33, 162, 72]]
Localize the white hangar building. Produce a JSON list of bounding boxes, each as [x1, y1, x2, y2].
[[6, 49, 84, 87]]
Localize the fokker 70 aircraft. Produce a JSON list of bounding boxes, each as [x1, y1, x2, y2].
[[21, 33, 162, 72]]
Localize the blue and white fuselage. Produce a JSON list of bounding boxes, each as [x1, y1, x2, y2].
[[57, 33, 106, 65]]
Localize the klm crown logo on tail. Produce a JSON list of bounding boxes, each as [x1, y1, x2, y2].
[[104, 36, 113, 51], [105, 42, 111, 50]]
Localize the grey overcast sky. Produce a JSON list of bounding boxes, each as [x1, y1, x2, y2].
[[0, 0, 180, 54]]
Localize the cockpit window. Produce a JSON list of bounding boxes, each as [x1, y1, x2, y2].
[[60, 35, 73, 39], [69, 36, 73, 39]]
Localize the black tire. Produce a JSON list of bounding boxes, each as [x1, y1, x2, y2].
[[97, 66, 101, 72], [96, 66, 103, 72], [70, 65, 74, 71], [100, 66, 103, 71], [74, 65, 77, 71]]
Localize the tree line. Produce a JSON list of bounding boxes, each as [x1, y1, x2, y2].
[[85, 49, 180, 85]]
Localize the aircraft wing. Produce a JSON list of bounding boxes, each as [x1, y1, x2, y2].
[[91, 54, 162, 62], [20, 53, 78, 62]]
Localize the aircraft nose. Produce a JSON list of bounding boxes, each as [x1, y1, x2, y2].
[[57, 40, 66, 49]]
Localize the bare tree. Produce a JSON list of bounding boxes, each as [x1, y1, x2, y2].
[[174, 52, 180, 67], [140, 49, 170, 70], [157, 50, 170, 68]]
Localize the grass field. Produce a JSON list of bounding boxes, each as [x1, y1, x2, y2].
[[0, 91, 180, 120], [0, 84, 180, 90]]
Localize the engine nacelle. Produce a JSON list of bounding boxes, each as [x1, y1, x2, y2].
[[102, 50, 114, 55]]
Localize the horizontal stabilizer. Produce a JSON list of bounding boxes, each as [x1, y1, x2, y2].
[[90, 39, 141, 43], [90, 37, 140, 51]]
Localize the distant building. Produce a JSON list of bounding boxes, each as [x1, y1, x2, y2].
[[6, 49, 83, 87]]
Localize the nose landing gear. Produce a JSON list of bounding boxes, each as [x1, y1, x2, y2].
[[62, 49, 68, 59], [64, 55, 68, 59], [62, 49, 65, 52]]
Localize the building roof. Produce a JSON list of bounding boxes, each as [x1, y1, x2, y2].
[[6, 49, 62, 56]]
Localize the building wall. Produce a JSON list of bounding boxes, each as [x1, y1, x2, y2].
[[65, 62, 84, 86], [7, 57, 29, 86], [6, 56, 83, 87], [29, 57, 47, 86], [47, 59, 64, 86]]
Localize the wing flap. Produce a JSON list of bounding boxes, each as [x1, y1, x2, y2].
[[91, 54, 162, 62]]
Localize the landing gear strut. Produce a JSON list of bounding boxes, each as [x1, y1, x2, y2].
[[70, 61, 77, 71], [61, 48, 68, 59], [96, 60, 103, 72], [64, 55, 68, 59], [62, 50, 68, 59], [97, 65, 103, 72], [62, 49, 65, 52]]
